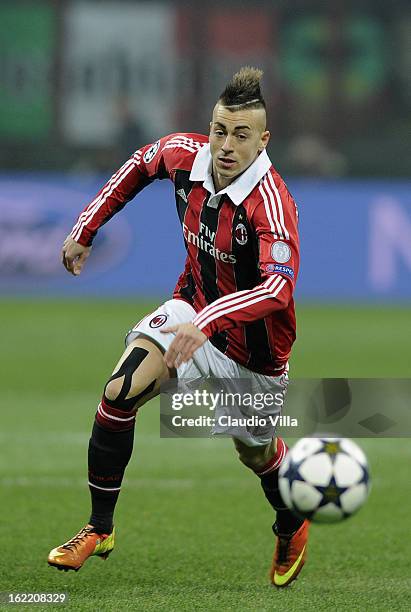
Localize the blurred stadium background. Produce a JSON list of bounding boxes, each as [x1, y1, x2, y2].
[[1, 1, 410, 610]]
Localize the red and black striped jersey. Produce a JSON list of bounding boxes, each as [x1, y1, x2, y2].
[[70, 133, 300, 376]]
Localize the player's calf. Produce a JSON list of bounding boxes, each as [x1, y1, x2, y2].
[[233, 435, 308, 586], [88, 338, 170, 535], [234, 436, 302, 532]]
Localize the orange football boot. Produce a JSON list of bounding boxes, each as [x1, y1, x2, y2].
[[48, 524, 115, 572], [270, 519, 309, 587]]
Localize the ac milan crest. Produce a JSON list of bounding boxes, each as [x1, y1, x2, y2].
[[234, 223, 248, 246], [149, 314, 168, 328]]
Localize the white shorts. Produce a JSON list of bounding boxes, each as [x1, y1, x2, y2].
[[126, 299, 288, 447]]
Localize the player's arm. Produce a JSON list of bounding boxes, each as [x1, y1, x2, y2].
[[192, 175, 300, 337], [61, 135, 178, 275]]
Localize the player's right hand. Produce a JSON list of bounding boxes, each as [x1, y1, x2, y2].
[[61, 235, 91, 276]]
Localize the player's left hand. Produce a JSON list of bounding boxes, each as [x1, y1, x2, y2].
[[161, 323, 207, 369]]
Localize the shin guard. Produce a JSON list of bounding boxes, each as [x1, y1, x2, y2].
[[88, 420, 134, 533]]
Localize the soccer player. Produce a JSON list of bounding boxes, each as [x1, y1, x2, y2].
[[48, 67, 309, 587]]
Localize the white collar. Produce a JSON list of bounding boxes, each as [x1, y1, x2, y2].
[[189, 143, 272, 206]]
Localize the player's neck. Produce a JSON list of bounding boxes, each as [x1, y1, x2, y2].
[[212, 167, 235, 193], [213, 175, 230, 193]]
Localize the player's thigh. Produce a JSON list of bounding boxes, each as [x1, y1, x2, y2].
[[105, 335, 174, 410]]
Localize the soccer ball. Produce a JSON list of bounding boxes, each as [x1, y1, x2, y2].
[[279, 437, 370, 523]]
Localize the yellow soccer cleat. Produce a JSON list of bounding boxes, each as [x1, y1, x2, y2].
[[270, 519, 309, 588], [48, 524, 115, 572]]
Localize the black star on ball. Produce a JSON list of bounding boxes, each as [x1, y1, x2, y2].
[[315, 475, 349, 508]]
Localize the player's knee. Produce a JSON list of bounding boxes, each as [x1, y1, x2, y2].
[[103, 372, 155, 411], [126, 377, 156, 402], [234, 439, 273, 471], [104, 375, 154, 404], [103, 343, 166, 412], [104, 378, 124, 403], [238, 451, 268, 471]]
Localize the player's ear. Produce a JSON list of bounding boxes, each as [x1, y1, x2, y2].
[[209, 121, 213, 134], [259, 130, 270, 151]]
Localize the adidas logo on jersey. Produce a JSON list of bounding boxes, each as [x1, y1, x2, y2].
[[176, 188, 188, 203]]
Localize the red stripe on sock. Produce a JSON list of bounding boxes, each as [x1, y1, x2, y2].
[[96, 397, 136, 431], [255, 437, 288, 476]]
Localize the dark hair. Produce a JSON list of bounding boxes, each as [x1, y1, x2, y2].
[[218, 66, 266, 110]]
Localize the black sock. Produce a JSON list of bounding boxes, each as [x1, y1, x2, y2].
[[88, 421, 135, 533], [260, 469, 303, 535]]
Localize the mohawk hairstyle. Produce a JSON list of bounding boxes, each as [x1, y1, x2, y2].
[[218, 66, 266, 111]]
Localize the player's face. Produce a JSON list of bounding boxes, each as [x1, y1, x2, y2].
[[209, 103, 270, 191]]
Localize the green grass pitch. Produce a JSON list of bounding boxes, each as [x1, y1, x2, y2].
[[1, 300, 410, 611]]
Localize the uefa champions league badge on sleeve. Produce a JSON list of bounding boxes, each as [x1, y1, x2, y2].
[[271, 241, 291, 263], [143, 140, 161, 164]]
